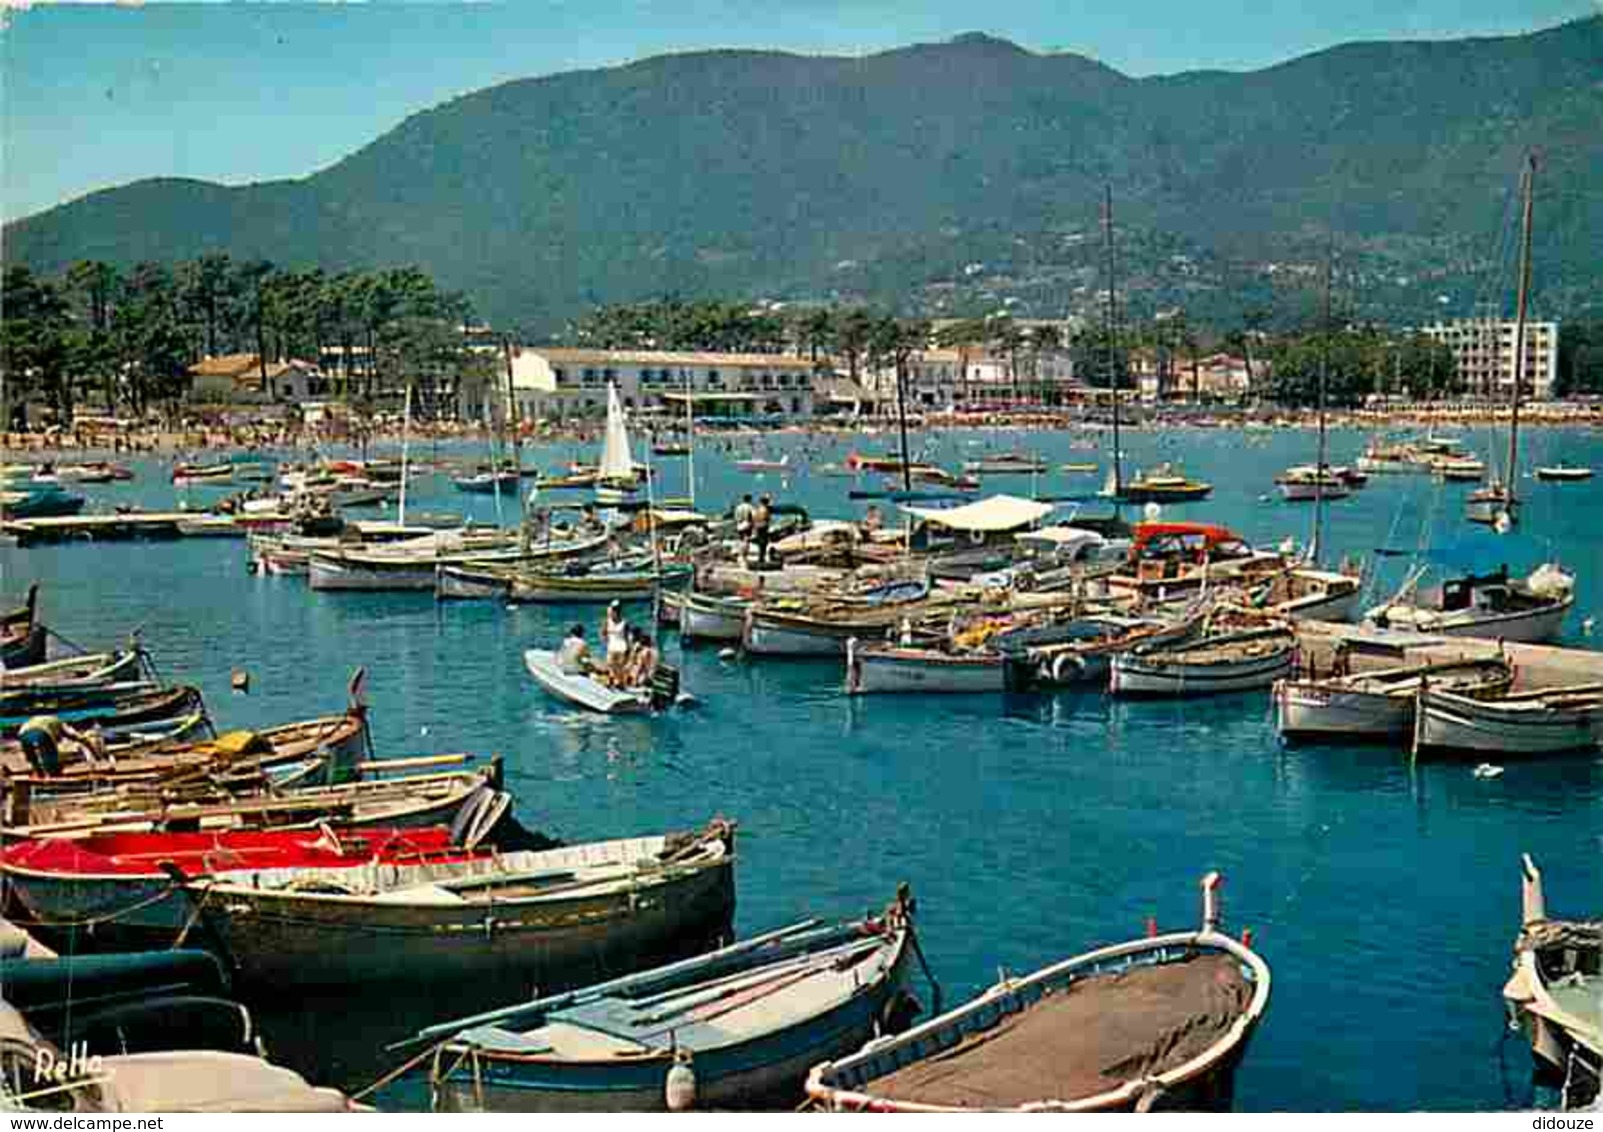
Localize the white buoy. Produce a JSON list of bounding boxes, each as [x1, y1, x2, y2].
[[665, 1053, 697, 1112], [1473, 763, 1504, 779], [1143, 501, 1161, 520], [420, 725, 429, 736], [1493, 510, 1513, 534], [1582, 617, 1595, 637], [718, 647, 738, 661]]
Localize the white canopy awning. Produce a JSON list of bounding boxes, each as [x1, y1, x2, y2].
[[1015, 525, 1106, 552], [899, 494, 1054, 533]]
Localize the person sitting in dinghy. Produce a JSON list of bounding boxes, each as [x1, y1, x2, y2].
[[556, 625, 597, 677]]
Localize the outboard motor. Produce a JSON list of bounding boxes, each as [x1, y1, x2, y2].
[[648, 663, 680, 710]]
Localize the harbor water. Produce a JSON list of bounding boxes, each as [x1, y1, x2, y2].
[[5, 422, 1600, 1110]]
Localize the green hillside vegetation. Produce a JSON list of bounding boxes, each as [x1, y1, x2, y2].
[[5, 19, 1600, 335]]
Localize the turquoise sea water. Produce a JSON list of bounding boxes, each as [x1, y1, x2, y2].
[[4, 422, 1600, 1111]]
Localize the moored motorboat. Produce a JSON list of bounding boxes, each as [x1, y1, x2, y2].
[[1274, 465, 1351, 502], [1412, 681, 1603, 758], [805, 872, 1269, 1112], [1112, 463, 1212, 504], [427, 889, 918, 1112], [1110, 622, 1295, 697], [1535, 464, 1594, 482], [1272, 656, 1513, 743], [1364, 563, 1574, 644], [1502, 855, 1600, 1111]]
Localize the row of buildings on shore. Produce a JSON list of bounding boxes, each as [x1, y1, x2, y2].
[[185, 315, 1560, 421]]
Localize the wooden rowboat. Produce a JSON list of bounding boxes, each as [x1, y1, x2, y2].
[[806, 872, 1270, 1112], [0, 685, 204, 740], [4, 761, 509, 841], [0, 648, 146, 694], [2, 819, 737, 990], [845, 640, 1005, 695], [1110, 624, 1295, 697], [428, 888, 919, 1111], [0, 708, 371, 794], [1273, 656, 1513, 743], [1412, 681, 1603, 758]]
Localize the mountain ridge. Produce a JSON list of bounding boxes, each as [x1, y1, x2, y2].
[[6, 18, 1600, 332]]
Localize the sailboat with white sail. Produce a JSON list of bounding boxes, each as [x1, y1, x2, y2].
[[595, 382, 643, 505]]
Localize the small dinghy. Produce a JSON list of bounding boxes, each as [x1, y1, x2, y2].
[[523, 649, 684, 714], [806, 872, 1269, 1112], [426, 888, 919, 1112]]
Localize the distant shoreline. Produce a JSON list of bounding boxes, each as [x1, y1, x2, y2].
[[4, 404, 1600, 461]]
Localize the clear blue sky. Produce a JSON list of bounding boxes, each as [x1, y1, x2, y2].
[[2, 1, 1592, 223]]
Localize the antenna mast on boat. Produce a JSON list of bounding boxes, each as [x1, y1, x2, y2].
[[1102, 186, 1123, 503], [1503, 153, 1537, 528]]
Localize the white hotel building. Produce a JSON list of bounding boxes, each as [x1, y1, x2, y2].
[[486, 348, 821, 421], [1420, 317, 1559, 400]]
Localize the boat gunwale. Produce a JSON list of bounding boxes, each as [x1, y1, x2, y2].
[[805, 926, 1270, 1113]]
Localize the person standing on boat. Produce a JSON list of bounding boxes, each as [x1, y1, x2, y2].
[[16, 714, 101, 776], [753, 494, 774, 568], [734, 494, 755, 565], [603, 601, 630, 685], [556, 625, 594, 676]]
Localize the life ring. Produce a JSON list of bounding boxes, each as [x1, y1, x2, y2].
[[1050, 653, 1082, 684]]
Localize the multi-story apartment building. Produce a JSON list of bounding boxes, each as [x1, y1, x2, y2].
[[866, 347, 1077, 410], [1420, 318, 1559, 400], [480, 348, 820, 421]]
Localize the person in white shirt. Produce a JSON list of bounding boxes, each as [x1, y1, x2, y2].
[[603, 601, 630, 684], [556, 625, 594, 675]]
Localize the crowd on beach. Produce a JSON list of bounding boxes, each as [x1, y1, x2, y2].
[[4, 399, 1602, 464]]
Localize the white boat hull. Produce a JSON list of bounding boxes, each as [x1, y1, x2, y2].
[[743, 617, 861, 656], [1111, 647, 1294, 697], [1414, 689, 1602, 756], [308, 555, 438, 591], [436, 565, 510, 600], [523, 649, 651, 714], [1277, 482, 1350, 502], [1274, 682, 1411, 740], [680, 596, 748, 642], [845, 641, 1005, 695], [1365, 596, 1572, 644], [1276, 586, 1360, 624]]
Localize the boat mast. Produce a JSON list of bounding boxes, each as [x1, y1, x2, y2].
[[683, 366, 697, 510], [1102, 186, 1123, 502], [398, 383, 412, 529], [1504, 153, 1536, 522], [894, 336, 913, 495], [1312, 233, 1333, 563]]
